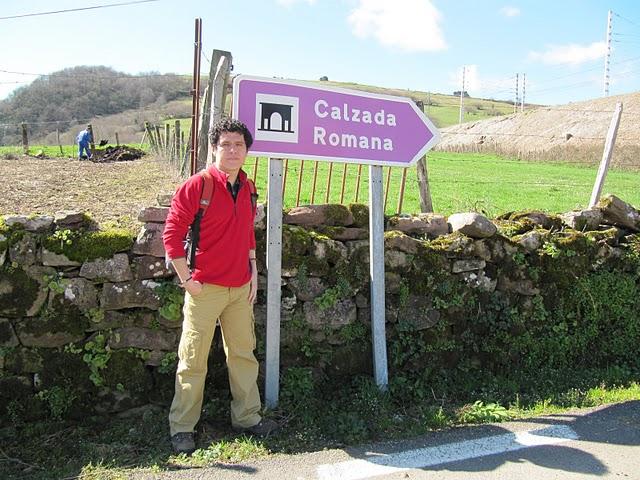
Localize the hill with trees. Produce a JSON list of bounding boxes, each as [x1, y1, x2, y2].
[[0, 65, 192, 144]]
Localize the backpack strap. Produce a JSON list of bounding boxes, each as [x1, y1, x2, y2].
[[199, 169, 215, 215], [187, 170, 215, 269], [246, 178, 258, 216]]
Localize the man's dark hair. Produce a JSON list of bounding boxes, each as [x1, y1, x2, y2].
[[208, 118, 253, 149]]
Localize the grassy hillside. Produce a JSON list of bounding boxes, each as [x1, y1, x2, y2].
[[320, 80, 517, 127], [5, 75, 517, 149]]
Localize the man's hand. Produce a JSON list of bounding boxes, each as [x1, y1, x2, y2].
[[248, 260, 258, 304], [184, 279, 203, 297]]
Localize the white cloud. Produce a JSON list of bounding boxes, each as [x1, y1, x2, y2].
[[348, 0, 447, 52], [499, 6, 521, 17], [529, 42, 606, 66], [276, 0, 316, 6]]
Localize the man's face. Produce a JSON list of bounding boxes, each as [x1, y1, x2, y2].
[[214, 132, 248, 173]]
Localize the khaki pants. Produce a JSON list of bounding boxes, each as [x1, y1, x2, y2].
[[169, 282, 261, 436]]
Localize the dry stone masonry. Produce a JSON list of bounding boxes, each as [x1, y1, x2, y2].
[[1, 194, 639, 421]]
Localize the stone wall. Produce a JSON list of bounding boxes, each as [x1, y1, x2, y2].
[[1, 194, 639, 422]]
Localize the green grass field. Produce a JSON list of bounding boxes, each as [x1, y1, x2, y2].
[[2, 146, 638, 217], [243, 152, 640, 216]]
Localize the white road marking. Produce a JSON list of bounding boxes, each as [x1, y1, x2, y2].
[[316, 424, 579, 480]]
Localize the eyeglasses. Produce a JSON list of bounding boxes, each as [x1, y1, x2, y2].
[[218, 141, 246, 150]]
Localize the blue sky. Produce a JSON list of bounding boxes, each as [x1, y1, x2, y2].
[[1, 0, 639, 105]]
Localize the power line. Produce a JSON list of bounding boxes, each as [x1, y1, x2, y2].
[[613, 11, 640, 28], [0, 0, 160, 21]]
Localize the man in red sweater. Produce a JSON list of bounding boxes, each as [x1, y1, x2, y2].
[[163, 118, 276, 454]]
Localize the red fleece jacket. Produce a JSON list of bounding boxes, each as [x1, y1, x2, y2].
[[162, 165, 256, 287]]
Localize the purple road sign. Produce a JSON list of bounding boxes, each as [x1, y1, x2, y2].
[[233, 76, 440, 167]]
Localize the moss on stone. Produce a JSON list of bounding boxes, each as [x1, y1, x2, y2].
[[553, 230, 596, 255], [102, 349, 153, 395], [0, 319, 15, 344], [313, 225, 346, 239], [324, 204, 352, 226], [426, 231, 471, 252], [4, 347, 44, 374], [384, 230, 406, 240], [283, 225, 312, 256], [25, 297, 89, 337], [584, 228, 620, 244], [0, 266, 40, 318], [42, 228, 133, 262], [348, 203, 369, 228]]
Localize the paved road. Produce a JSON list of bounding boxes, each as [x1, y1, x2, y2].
[[140, 401, 640, 479]]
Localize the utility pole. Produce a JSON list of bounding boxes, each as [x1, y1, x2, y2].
[[514, 73, 519, 114], [458, 66, 465, 124], [603, 9, 613, 97], [521, 73, 526, 112]]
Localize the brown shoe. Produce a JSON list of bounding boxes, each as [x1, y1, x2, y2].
[[235, 418, 279, 437], [171, 432, 196, 454]]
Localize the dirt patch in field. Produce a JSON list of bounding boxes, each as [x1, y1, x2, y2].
[[436, 91, 640, 168], [91, 145, 146, 163], [0, 155, 182, 233]]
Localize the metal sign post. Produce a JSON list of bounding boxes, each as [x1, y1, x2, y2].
[[265, 158, 283, 408], [369, 165, 388, 388]]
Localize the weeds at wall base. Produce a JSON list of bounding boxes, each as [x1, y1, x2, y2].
[[1, 371, 639, 479]]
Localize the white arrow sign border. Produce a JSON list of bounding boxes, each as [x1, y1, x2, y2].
[[232, 75, 441, 168]]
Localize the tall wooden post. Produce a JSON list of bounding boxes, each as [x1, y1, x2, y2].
[[198, 49, 232, 169], [21, 122, 28, 154], [415, 101, 434, 213], [190, 18, 203, 175], [589, 102, 623, 207], [115, 132, 120, 146]]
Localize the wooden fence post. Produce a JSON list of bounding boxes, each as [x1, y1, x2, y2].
[[56, 128, 63, 155], [589, 102, 623, 208], [296, 160, 305, 207], [174, 120, 181, 162], [115, 132, 120, 146], [21, 122, 29, 154], [414, 101, 434, 213], [397, 168, 408, 214], [325, 163, 333, 203], [155, 125, 163, 154], [355, 164, 363, 202], [384, 167, 392, 212], [87, 124, 96, 155], [311, 161, 319, 204], [144, 122, 156, 153], [165, 123, 171, 157]]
